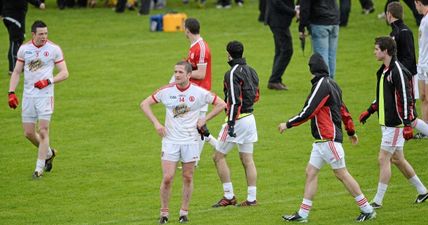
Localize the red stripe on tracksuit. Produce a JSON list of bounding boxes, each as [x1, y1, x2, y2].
[[220, 126, 229, 141]]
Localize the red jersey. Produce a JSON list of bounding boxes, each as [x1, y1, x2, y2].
[[187, 37, 212, 90]]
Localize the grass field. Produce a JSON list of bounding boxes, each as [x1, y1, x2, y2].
[[1, 0, 427, 224]]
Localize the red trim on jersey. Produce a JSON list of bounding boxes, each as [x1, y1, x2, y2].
[[32, 39, 47, 48], [54, 59, 64, 64], [151, 95, 159, 103], [17, 58, 24, 62], [212, 95, 218, 104], [176, 82, 191, 92]]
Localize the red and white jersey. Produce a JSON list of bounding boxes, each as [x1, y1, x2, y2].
[[152, 83, 217, 144], [187, 37, 212, 90], [17, 40, 64, 97]]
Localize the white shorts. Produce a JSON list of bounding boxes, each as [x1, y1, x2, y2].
[[22, 96, 54, 123], [309, 141, 346, 170], [216, 114, 258, 154], [413, 76, 419, 99], [380, 126, 404, 153], [161, 142, 199, 163]]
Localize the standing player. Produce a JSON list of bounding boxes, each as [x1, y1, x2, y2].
[[279, 53, 376, 222], [211, 41, 260, 207], [183, 18, 213, 166], [359, 37, 428, 208], [415, 0, 428, 138], [8, 20, 69, 179], [141, 61, 226, 224]]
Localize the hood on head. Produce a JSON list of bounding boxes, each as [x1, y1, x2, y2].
[[308, 53, 329, 77]]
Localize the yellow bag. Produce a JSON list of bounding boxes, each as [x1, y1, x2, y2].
[[163, 13, 187, 32]]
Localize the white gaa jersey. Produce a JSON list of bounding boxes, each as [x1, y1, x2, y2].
[[17, 40, 64, 97], [152, 83, 217, 144], [418, 15, 428, 73]]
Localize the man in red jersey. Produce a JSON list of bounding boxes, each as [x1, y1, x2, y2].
[[184, 18, 214, 166]]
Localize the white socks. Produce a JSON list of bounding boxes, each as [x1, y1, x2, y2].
[[409, 175, 428, 194], [35, 159, 45, 173], [247, 186, 257, 202], [223, 182, 234, 199], [298, 198, 312, 218], [373, 183, 388, 205], [355, 194, 373, 213]]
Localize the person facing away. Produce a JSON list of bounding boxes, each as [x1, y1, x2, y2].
[[298, 0, 340, 79], [265, 0, 298, 91], [8, 20, 69, 179], [386, 1, 428, 138], [207, 41, 260, 208], [140, 61, 226, 224], [358, 36, 428, 208], [0, 0, 45, 75], [279, 53, 376, 223]]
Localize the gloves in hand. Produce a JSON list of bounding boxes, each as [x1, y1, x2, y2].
[[197, 124, 210, 140], [227, 121, 236, 138], [359, 111, 371, 124], [34, 79, 51, 89], [8, 92, 19, 109], [403, 126, 413, 140]]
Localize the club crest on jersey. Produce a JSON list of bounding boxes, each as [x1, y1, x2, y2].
[[189, 96, 195, 102], [28, 59, 43, 72], [44, 51, 49, 57], [173, 103, 190, 118]]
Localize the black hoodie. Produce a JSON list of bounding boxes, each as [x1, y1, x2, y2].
[[286, 53, 355, 143]]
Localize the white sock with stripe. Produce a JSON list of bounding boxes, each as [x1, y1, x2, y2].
[[373, 182, 388, 205], [223, 182, 234, 199], [298, 198, 312, 218], [413, 118, 428, 136], [160, 208, 168, 217], [355, 194, 373, 213], [409, 175, 428, 194], [179, 208, 188, 216]]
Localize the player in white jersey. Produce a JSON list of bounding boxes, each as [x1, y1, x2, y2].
[[8, 20, 69, 179], [415, 0, 428, 131], [140, 61, 226, 224]]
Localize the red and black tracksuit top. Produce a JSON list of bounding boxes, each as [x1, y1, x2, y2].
[[223, 58, 260, 125], [286, 53, 355, 143], [365, 57, 415, 127]]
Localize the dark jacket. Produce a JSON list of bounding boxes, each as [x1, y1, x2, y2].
[[224, 58, 260, 125], [390, 19, 417, 76], [0, 0, 43, 19], [265, 0, 296, 28], [367, 57, 415, 127], [286, 53, 355, 143], [298, 0, 340, 33]]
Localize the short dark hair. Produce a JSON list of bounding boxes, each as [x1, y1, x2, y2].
[[184, 18, 200, 35], [415, 0, 428, 6], [31, 20, 47, 33], [387, 2, 403, 20], [226, 40, 244, 59], [375, 36, 397, 56], [176, 61, 193, 74]]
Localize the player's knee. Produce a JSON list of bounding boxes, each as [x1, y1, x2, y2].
[[182, 173, 193, 184], [212, 152, 224, 163], [24, 130, 35, 139], [162, 174, 174, 185], [38, 127, 49, 139]]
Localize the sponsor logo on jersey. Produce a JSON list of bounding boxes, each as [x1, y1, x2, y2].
[[25, 51, 33, 54], [173, 103, 190, 118], [28, 59, 43, 72]]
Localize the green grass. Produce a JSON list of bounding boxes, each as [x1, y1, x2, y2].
[[1, 0, 427, 224]]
